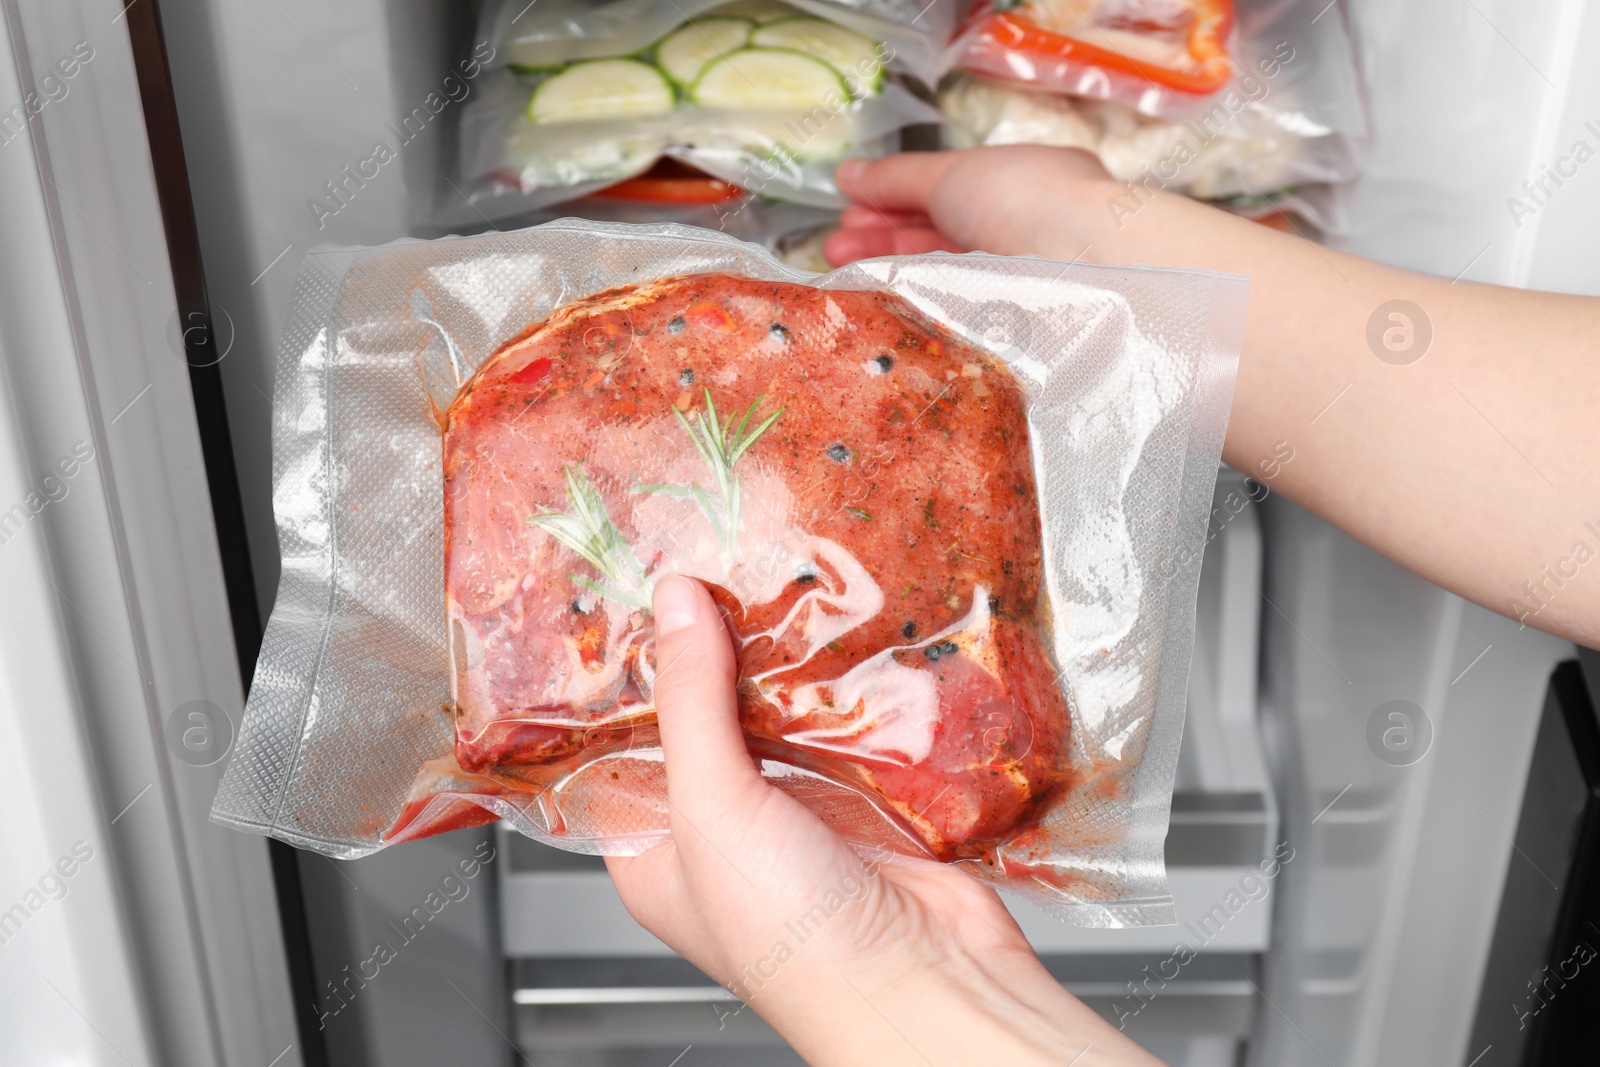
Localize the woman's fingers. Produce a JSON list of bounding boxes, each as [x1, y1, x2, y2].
[[838, 205, 933, 230], [603, 843, 680, 934], [836, 153, 962, 212], [832, 183, 966, 267], [650, 576, 765, 823], [824, 225, 965, 266]]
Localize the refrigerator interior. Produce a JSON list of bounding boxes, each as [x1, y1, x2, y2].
[[0, 0, 1591, 1064]]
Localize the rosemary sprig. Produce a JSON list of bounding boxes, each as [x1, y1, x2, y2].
[[633, 389, 783, 560], [527, 463, 651, 610], [525, 391, 781, 610]]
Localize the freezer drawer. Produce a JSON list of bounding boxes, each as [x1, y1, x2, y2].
[[499, 854, 1279, 958], [510, 955, 1259, 1065]]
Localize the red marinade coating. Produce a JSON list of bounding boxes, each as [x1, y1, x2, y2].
[[442, 273, 1069, 860]]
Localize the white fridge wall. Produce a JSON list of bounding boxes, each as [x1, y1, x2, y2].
[[1241, 2, 1596, 1063], [0, 1, 300, 1065], [0, 138, 157, 1062], [1341, 0, 1600, 294]]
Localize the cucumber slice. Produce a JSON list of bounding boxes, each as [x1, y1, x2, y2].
[[691, 47, 848, 112], [655, 17, 753, 87], [751, 17, 885, 94], [527, 59, 676, 124], [709, 0, 795, 23]]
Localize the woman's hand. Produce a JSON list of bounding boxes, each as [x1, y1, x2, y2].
[[606, 575, 1166, 1067], [824, 146, 1118, 266]]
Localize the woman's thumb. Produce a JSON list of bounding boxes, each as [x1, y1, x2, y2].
[[650, 576, 765, 819]]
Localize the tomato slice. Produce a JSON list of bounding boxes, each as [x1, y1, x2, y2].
[[591, 174, 743, 204]]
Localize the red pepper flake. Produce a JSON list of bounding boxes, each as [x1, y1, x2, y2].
[[508, 356, 553, 387], [685, 300, 735, 331]]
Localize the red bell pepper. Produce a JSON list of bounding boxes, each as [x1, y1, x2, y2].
[[969, 0, 1234, 97]]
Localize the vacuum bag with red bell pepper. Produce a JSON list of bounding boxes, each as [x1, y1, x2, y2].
[[944, 0, 1366, 231], [212, 220, 1246, 926]]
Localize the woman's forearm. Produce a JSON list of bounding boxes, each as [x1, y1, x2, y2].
[[1059, 181, 1600, 646], [755, 942, 1160, 1067]]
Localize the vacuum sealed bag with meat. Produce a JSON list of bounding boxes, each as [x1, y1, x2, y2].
[[212, 220, 1246, 926]]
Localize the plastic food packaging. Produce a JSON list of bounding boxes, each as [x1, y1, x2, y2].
[[448, 173, 845, 263], [954, 0, 1237, 116], [942, 0, 1365, 229], [212, 220, 1247, 926], [489, 0, 956, 84], [449, 0, 944, 220], [940, 74, 1339, 202]]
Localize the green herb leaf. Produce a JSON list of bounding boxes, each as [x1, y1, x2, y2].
[[528, 463, 651, 610], [665, 390, 784, 560]]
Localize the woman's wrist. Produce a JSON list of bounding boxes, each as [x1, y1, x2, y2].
[[745, 934, 1157, 1067]]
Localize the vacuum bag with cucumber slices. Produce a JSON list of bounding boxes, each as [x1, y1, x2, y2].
[[455, 0, 944, 215], [212, 219, 1248, 926]]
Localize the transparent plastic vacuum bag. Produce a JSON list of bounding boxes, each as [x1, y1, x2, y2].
[[954, 0, 1237, 116], [454, 0, 944, 218], [458, 74, 940, 213], [947, 0, 1363, 137], [213, 220, 1246, 926], [942, 0, 1364, 230], [485, 0, 955, 87], [939, 73, 1353, 203]]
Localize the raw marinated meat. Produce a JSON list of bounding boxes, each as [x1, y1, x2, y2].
[[442, 272, 1071, 860]]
